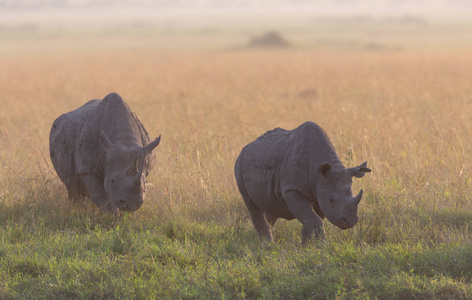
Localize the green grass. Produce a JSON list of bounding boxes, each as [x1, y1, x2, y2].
[[1, 176, 471, 299]]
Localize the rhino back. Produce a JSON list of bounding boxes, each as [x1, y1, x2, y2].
[[236, 127, 303, 217], [296, 121, 341, 168], [75, 93, 153, 176]]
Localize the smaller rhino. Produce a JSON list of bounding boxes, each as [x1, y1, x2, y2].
[[234, 122, 371, 244]]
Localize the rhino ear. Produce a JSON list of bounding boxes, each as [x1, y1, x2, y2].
[[349, 161, 372, 178], [100, 130, 114, 151], [144, 135, 161, 154], [318, 163, 331, 177]]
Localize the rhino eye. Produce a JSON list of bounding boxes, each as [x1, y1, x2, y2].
[[329, 197, 335, 204]]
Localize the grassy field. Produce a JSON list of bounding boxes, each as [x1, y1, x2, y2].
[[1, 12, 472, 299]]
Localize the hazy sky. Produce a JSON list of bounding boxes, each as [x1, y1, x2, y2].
[[1, 0, 471, 9], [1, 0, 471, 29]]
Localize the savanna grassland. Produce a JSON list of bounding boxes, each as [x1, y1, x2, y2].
[[1, 9, 472, 299]]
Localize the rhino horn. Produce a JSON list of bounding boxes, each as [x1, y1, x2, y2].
[[100, 130, 114, 150], [352, 189, 363, 205], [145, 135, 161, 153], [136, 154, 145, 184], [133, 152, 139, 174], [135, 136, 161, 183]]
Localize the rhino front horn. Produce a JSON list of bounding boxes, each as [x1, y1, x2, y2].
[[353, 189, 363, 205], [145, 135, 161, 153]]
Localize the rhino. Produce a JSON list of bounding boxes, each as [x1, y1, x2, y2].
[[234, 121, 371, 244], [49, 93, 161, 214]]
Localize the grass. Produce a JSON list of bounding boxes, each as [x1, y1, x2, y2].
[[1, 19, 472, 298]]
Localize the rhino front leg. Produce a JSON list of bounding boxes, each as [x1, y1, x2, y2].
[[64, 179, 83, 202], [283, 190, 325, 245], [80, 174, 118, 215]]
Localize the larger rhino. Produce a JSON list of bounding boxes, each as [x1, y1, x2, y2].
[[234, 121, 371, 244], [49, 93, 161, 214]]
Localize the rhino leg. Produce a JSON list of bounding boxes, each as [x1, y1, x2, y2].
[[66, 186, 82, 202], [283, 191, 325, 245], [249, 208, 273, 242], [64, 177, 86, 202], [241, 195, 273, 242], [265, 212, 278, 228], [80, 175, 118, 215]]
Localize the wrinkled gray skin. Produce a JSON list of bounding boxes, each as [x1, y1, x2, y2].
[[234, 122, 371, 244], [49, 93, 161, 215]]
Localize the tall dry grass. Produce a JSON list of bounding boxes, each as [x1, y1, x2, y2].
[[1, 46, 472, 244]]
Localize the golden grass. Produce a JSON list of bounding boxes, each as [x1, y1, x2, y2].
[[1, 43, 472, 244]]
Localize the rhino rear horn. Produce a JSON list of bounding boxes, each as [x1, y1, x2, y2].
[[144, 135, 161, 153], [100, 130, 114, 150], [348, 161, 372, 178]]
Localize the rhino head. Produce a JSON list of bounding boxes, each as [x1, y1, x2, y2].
[[315, 161, 371, 229], [101, 131, 161, 212]]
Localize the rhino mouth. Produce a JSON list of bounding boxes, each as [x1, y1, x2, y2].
[[118, 199, 143, 212], [337, 216, 357, 230]]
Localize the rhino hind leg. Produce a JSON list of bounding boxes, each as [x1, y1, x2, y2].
[[235, 152, 272, 242], [240, 192, 273, 242], [248, 204, 273, 242], [265, 212, 278, 228]]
